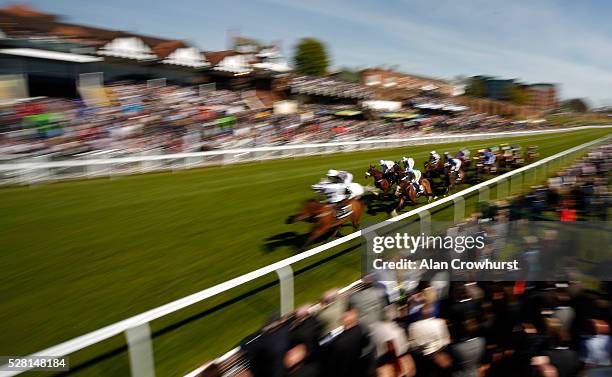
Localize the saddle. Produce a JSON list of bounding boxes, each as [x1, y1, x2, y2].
[[335, 202, 353, 219]]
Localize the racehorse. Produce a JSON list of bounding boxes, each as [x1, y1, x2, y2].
[[423, 159, 445, 179], [391, 178, 436, 216], [287, 198, 363, 247], [457, 155, 471, 170], [365, 166, 394, 195], [476, 160, 497, 177], [442, 165, 465, 195], [390, 163, 406, 184]]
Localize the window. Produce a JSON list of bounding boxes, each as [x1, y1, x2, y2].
[[365, 74, 381, 86]]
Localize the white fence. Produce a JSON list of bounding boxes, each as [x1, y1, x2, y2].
[[2, 133, 609, 377], [0, 125, 610, 185]]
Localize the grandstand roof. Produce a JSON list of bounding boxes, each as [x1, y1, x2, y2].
[[0, 47, 103, 62], [0, 4, 194, 59], [204, 50, 241, 66]]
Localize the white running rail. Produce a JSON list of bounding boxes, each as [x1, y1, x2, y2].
[[1, 125, 610, 185], [1, 133, 609, 377]]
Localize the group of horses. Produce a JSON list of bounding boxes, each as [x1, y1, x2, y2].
[[287, 145, 538, 246], [288, 156, 465, 246]]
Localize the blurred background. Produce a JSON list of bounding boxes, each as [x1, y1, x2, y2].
[[0, 2, 611, 377]]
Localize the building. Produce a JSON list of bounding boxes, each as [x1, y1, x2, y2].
[[467, 75, 557, 113], [477, 76, 516, 101], [454, 96, 537, 117], [361, 68, 454, 98], [0, 5, 291, 99], [524, 83, 557, 112]]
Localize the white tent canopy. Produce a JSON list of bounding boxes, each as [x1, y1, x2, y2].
[[98, 37, 157, 60], [162, 47, 208, 68], [362, 100, 402, 112]]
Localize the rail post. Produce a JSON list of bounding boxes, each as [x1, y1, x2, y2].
[[275, 266, 294, 316], [478, 185, 489, 203], [453, 196, 465, 223], [125, 323, 156, 377], [497, 178, 508, 200], [418, 210, 431, 235]]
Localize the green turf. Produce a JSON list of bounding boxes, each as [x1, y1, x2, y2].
[[0, 127, 609, 376]]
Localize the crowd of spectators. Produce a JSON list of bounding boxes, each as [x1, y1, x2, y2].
[[198, 143, 611, 377], [290, 76, 373, 100], [0, 82, 588, 161], [508, 144, 611, 221]]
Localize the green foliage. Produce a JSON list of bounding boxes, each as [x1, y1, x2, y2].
[[507, 84, 529, 105], [294, 38, 330, 76], [465, 77, 487, 98], [563, 98, 589, 113]]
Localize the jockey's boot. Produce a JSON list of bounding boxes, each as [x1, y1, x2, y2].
[[412, 182, 420, 195], [335, 202, 353, 219]]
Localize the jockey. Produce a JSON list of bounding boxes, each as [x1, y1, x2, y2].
[[400, 156, 415, 170], [444, 152, 462, 177], [311, 169, 353, 218], [327, 169, 353, 193], [312, 172, 345, 202], [428, 151, 441, 165], [456, 148, 470, 160], [401, 157, 423, 194], [483, 149, 496, 166], [379, 159, 396, 174]]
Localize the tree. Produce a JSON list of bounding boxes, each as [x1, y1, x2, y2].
[[506, 84, 529, 105], [294, 38, 329, 76], [465, 77, 487, 98], [563, 98, 589, 113]]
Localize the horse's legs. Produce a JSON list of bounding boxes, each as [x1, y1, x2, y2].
[[305, 224, 327, 247], [351, 213, 359, 229], [351, 202, 362, 229], [391, 197, 405, 217]]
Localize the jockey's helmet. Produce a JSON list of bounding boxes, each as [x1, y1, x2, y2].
[[327, 169, 339, 177], [430, 151, 436, 155]]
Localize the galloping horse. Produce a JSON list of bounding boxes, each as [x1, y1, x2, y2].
[[442, 165, 465, 195], [287, 199, 363, 246], [390, 163, 406, 184], [391, 178, 436, 216], [423, 159, 445, 179], [457, 155, 471, 170], [365, 166, 394, 195]]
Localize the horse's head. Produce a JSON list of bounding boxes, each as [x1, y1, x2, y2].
[[365, 165, 375, 178]]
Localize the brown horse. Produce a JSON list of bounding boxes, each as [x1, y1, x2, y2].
[[365, 166, 394, 195], [443, 165, 465, 195], [390, 163, 406, 184], [423, 159, 445, 178], [391, 178, 436, 216], [287, 199, 363, 247]]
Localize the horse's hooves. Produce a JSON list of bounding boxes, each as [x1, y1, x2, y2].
[[391, 210, 398, 217]]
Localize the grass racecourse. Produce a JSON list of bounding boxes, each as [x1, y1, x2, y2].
[[0, 127, 610, 376]]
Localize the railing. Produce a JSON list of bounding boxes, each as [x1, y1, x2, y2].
[[2, 133, 609, 377], [0, 125, 610, 185]]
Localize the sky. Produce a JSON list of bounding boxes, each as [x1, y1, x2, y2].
[[4, 0, 612, 106]]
